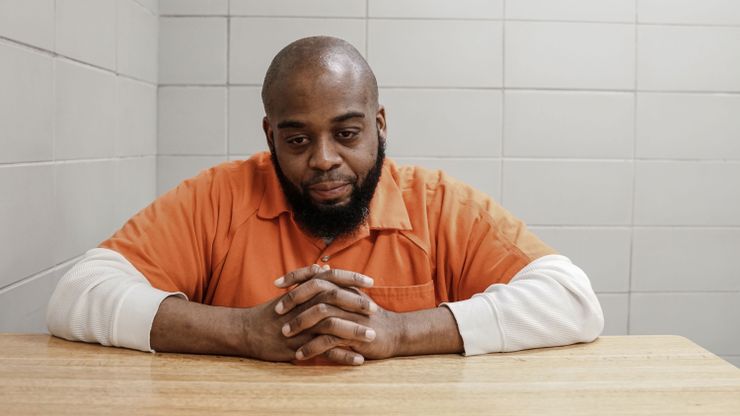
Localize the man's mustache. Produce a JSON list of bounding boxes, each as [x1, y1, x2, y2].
[[302, 173, 357, 187]]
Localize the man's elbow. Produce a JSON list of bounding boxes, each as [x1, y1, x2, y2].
[[578, 294, 605, 343]]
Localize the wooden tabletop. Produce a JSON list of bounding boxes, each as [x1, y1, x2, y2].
[[1, 334, 739, 415]]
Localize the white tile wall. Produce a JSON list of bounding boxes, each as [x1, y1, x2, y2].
[[0, 41, 54, 164], [505, 21, 634, 89], [55, 59, 117, 160], [159, 0, 227, 15], [529, 227, 631, 292], [369, 20, 502, 88], [636, 93, 740, 160], [369, 0, 502, 19], [158, 87, 227, 155], [502, 161, 633, 225], [229, 17, 366, 85], [634, 162, 740, 226], [0, 165, 55, 288], [638, 0, 740, 25], [0, 0, 55, 50], [53, 161, 118, 264], [0, 267, 58, 333], [118, 0, 158, 83], [134, 0, 157, 14], [1, 0, 157, 335], [56, 0, 117, 70], [157, 156, 226, 195], [159, 17, 227, 84], [506, 0, 634, 23], [117, 77, 157, 157], [381, 89, 502, 157], [114, 157, 156, 226], [632, 228, 740, 292], [638, 26, 740, 92], [392, 158, 502, 201], [228, 86, 269, 155], [596, 293, 629, 336], [504, 90, 634, 158], [233, 0, 366, 17], [630, 293, 740, 356]]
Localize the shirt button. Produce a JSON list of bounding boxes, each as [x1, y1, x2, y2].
[[321, 255, 330, 262]]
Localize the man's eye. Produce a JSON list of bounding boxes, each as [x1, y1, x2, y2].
[[287, 137, 308, 145], [336, 130, 357, 140]]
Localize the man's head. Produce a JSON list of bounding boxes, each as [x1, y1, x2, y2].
[[261, 36, 387, 240]]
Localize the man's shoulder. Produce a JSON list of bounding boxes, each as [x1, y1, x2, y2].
[[388, 159, 492, 209]]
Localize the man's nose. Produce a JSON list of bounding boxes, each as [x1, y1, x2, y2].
[[309, 136, 342, 171]]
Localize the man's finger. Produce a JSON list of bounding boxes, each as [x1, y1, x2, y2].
[[323, 347, 365, 366], [273, 264, 323, 288], [295, 335, 361, 363], [275, 279, 378, 316], [313, 269, 374, 289], [275, 278, 335, 314], [282, 306, 376, 341]]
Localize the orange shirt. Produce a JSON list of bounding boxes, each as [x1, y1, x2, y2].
[[99, 152, 555, 313]]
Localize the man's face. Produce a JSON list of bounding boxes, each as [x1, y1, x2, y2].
[[263, 68, 387, 240]]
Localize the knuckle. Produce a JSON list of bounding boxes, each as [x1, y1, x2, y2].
[[352, 272, 363, 284], [316, 302, 329, 315], [291, 315, 302, 329]]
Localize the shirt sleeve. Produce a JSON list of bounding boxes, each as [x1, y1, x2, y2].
[[441, 254, 604, 355], [46, 247, 186, 352]]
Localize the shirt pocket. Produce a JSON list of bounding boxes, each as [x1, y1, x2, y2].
[[362, 280, 436, 313]]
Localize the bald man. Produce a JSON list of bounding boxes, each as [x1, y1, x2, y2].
[[47, 36, 603, 365]]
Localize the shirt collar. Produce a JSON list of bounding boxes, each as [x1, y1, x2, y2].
[[256, 154, 412, 231]]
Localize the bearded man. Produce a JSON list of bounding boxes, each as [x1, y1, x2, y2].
[[47, 36, 603, 365]]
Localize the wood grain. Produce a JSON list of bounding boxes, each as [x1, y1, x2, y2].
[[1, 334, 739, 415]]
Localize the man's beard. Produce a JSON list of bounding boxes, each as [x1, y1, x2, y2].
[[270, 136, 386, 241]]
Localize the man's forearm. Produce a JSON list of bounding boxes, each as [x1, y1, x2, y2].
[[150, 296, 246, 356], [394, 306, 464, 357]]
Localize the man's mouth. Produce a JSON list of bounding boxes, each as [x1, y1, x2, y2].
[[307, 181, 352, 203]]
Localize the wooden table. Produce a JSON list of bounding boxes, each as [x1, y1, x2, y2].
[[1, 334, 739, 415]]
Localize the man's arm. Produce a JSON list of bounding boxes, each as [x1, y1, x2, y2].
[[274, 255, 602, 359], [443, 254, 604, 355], [47, 249, 378, 365]]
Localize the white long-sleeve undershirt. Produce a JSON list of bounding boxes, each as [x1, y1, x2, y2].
[[46, 248, 603, 355]]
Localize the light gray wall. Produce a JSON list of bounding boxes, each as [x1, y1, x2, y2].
[[0, 0, 158, 331], [1, 0, 738, 369]]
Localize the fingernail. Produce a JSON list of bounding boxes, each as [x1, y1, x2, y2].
[[322, 264, 330, 270], [353, 356, 363, 365], [282, 323, 290, 336], [369, 302, 378, 313], [362, 277, 374, 286], [365, 329, 376, 341], [275, 301, 284, 314], [274, 277, 285, 286], [296, 350, 305, 360]]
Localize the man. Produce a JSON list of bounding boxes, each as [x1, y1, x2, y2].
[[47, 36, 603, 366]]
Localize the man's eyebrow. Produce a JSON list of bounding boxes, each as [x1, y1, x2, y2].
[[332, 111, 365, 123], [277, 120, 305, 129]]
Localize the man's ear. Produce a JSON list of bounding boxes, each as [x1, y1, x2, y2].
[[376, 105, 387, 143], [262, 116, 275, 152]]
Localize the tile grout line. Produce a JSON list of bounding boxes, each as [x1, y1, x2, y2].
[[500, 0, 506, 204], [627, 0, 639, 335], [225, 3, 231, 157], [157, 14, 740, 28]]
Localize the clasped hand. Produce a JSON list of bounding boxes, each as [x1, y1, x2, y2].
[[243, 264, 401, 366]]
